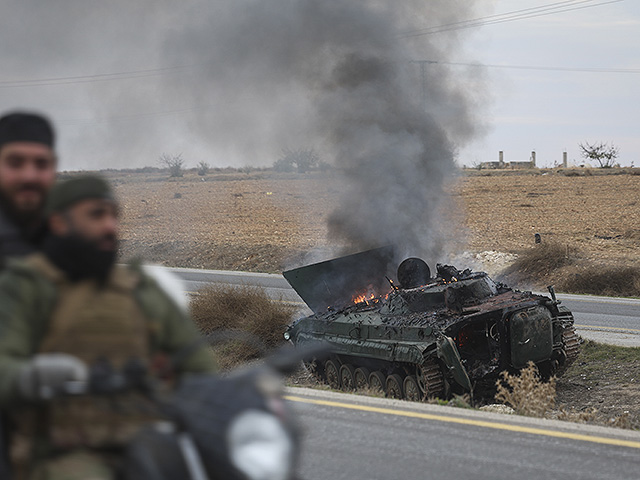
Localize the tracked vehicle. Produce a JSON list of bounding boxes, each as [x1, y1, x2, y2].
[[283, 247, 579, 400]]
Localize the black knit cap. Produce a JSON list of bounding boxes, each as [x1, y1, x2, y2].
[[0, 111, 55, 150], [45, 176, 115, 216]]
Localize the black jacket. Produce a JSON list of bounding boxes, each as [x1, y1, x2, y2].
[[0, 209, 42, 268]]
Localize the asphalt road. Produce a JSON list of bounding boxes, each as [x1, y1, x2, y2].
[[287, 388, 640, 480], [167, 267, 640, 478], [168, 267, 640, 346]]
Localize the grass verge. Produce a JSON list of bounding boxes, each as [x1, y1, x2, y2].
[[554, 340, 640, 429], [499, 241, 640, 297]]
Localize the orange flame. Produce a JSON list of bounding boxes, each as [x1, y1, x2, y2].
[[352, 292, 376, 305], [351, 290, 390, 306]]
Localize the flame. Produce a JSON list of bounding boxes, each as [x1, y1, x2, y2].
[[351, 290, 390, 306], [353, 292, 376, 305]]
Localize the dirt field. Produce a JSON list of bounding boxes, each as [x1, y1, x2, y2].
[[113, 171, 340, 271], [112, 169, 640, 275], [457, 170, 640, 266]]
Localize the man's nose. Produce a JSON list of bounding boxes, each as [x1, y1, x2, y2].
[[102, 215, 119, 236], [20, 161, 42, 182]]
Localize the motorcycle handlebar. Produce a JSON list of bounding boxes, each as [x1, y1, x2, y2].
[[61, 342, 330, 397], [264, 343, 330, 375]]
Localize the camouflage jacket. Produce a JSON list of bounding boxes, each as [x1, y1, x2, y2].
[[0, 254, 216, 406]]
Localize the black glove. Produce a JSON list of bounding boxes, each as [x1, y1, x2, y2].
[[17, 353, 88, 400]]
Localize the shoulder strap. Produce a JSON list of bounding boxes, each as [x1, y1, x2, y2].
[[21, 253, 66, 285], [2, 254, 59, 330]]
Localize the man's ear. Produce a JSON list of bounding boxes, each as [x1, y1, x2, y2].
[[48, 212, 68, 236]]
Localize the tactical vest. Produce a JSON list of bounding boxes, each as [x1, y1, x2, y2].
[[12, 254, 161, 459]]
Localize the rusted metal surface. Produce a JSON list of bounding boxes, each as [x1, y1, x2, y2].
[[285, 250, 579, 399]]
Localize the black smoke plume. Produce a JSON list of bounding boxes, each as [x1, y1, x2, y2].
[[159, 1, 486, 262]]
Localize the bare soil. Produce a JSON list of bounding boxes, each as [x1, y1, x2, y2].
[[112, 169, 640, 274], [112, 171, 340, 271], [456, 170, 640, 268]]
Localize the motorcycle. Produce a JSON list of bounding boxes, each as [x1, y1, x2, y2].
[[58, 339, 328, 480]]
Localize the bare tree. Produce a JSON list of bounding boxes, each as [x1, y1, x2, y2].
[[578, 141, 619, 168], [197, 160, 210, 176], [159, 153, 185, 177]]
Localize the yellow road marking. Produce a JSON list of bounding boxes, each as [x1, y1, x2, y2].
[[284, 395, 640, 450], [575, 324, 640, 334]]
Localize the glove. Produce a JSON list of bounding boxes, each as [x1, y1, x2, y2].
[[16, 353, 88, 401]]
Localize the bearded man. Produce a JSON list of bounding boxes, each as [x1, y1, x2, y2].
[[0, 112, 56, 265], [0, 111, 57, 478]]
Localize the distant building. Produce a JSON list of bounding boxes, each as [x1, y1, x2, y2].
[[480, 151, 536, 169]]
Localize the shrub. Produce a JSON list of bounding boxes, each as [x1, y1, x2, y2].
[[273, 157, 295, 173], [495, 362, 556, 417], [189, 285, 296, 370], [159, 153, 185, 178], [274, 148, 320, 173], [557, 265, 640, 297], [500, 241, 577, 284]]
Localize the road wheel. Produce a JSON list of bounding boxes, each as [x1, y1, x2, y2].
[[368, 371, 386, 395], [339, 364, 356, 391], [354, 367, 370, 390], [386, 374, 404, 399], [403, 375, 422, 402], [325, 360, 341, 390]]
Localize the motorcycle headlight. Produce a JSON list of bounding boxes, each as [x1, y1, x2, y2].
[[227, 410, 294, 480]]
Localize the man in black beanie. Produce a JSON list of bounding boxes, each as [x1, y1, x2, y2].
[[0, 111, 57, 265], [0, 111, 56, 478]]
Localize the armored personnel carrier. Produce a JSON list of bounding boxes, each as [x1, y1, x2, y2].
[[283, 247, 579, 400]]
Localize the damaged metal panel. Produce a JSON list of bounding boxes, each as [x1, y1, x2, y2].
[[509, 306, 554, 368]]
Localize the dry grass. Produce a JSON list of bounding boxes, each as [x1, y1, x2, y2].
[[500, 241, 577, 283], [554, 408, 634, 428], [498, 241, 640, 297], [495, 362, 556, 417], [555, 407, 599, 424], [557, 265, 640, 297], [189, 285, 296, 370]]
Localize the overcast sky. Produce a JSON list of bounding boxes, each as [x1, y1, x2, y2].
[[459, 0, 640, 167], [1, 0, 637, 170]]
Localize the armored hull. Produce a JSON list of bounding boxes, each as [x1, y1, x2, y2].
[[284, 249, 579, 400]]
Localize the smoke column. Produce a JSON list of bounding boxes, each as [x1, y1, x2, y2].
[[158, 1, 486, 262]]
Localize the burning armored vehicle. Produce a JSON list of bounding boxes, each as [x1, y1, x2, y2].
[[283, 247, 579, 400]]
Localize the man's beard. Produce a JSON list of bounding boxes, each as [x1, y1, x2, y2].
[[0, 182, 46, 231], [43, 233, 118, 283]]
